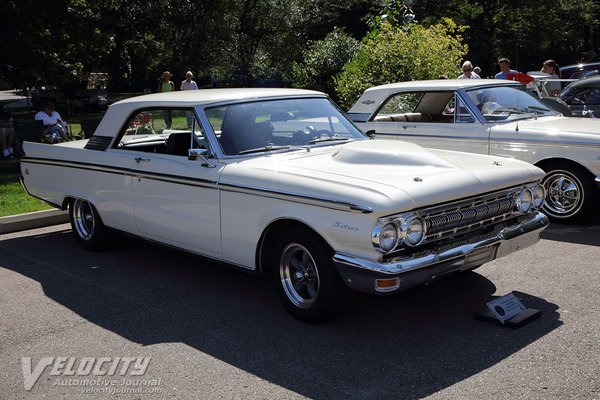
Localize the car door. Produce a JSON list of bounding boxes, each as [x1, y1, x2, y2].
[[368, 91, 490, 154], [115, 108, 224, 258]]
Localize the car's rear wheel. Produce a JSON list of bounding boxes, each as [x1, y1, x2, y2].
[[541, 163, 597, 223], [69, 198, 109, 250], [272, 227, 347, 322]]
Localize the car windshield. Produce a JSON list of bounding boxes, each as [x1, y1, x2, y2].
[[465, 86, 560, 122], [205, 98, 367, 156]]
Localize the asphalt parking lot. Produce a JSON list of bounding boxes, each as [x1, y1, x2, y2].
[[1, 222, 599, 399]]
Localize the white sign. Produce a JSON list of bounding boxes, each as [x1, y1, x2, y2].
[[486, 292, 525, 323]]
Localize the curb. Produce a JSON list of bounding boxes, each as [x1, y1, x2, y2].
[[0, 209, 69, 234]]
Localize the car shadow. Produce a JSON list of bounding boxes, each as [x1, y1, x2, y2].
[[540, 221, 600, 247], [1, 228, 562, 399]]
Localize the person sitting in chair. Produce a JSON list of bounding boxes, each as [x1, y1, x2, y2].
[[35, 101, 69, 142]]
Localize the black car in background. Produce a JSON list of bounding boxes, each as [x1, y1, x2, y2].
[[560, 62, 600, 79], [559, 76, 600, 117]]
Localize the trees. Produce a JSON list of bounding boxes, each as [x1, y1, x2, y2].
[[335, 19, 468, 109], [1, 0, 598, 94], [289, 28, 362, 101]]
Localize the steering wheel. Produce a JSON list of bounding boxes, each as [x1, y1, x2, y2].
[[303, 125, 318, 139]]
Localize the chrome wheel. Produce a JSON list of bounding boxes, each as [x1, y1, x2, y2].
[[542, 170, 583, 218], [279, 243, 320, 309], [72, 199, 96, 240]]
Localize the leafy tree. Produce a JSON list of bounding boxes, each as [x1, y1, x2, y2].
[[335, 19, 468, 109], [289, 28, 362, 99]]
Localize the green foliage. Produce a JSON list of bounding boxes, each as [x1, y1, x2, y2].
[[335, 19, 468, 109], [0, 160, 52, 217], [289, 28, 362, 99]]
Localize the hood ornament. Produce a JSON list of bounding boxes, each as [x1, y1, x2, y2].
[[413, 177, 423, 182]]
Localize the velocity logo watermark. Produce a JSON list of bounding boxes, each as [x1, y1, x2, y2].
[[21, 356, 160, 394]]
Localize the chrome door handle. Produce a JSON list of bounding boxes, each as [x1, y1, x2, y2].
[[134, 157, 151, 163]]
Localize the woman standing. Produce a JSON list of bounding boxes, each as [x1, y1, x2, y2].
[[157, 71, 174, 128]]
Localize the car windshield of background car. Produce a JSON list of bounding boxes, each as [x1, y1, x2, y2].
[[465, 87, 559, 122]]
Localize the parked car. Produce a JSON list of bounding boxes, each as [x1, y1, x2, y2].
[[560, 62, 600, 79], [348, 79, 600, 223], [20, 88, 548, 321], [559, 76, 600, 118]]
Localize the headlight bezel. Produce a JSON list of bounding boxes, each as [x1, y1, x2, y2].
[[531, 184, 545, 209], [372, 221, 399, 253], [372, 213, 427, 254], [399, 215, 427, 247]]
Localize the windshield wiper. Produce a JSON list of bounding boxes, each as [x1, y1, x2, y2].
[[237, 145, 292, 155], [309, 137, 349, 144], [492, 108, 528, 114]]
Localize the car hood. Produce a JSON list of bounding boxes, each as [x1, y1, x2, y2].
[[498, 116, 600, 143], [219, 140, 543, 214]]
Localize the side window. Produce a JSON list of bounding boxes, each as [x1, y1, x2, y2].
[[116, 109, 208, 156], [379, 93, 421, 114], [455, 95, 475, 123], [577, 88, 600, 105]]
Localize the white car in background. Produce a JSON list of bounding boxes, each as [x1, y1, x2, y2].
[[20, 88, 548, 321], [349, 79, 600, 223]]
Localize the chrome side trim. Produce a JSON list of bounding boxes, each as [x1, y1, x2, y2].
[[21, 157, 373, 214], [334, 211, 548, 293], [21, 157, 130, 176], [372, 131, 490, 142], [490, 137, 600, 148], [218, 183, 373, 214]]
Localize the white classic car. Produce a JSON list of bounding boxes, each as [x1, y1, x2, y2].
[[348, 80, 600, 223], [20, 88, 548, 321]]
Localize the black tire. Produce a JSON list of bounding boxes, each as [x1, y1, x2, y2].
[[272, 227, 347, 322], [540, 162, 597, 223], [69, 198, 109, 251]]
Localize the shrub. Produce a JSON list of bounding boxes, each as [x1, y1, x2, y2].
[[335, 19, 468, 109]]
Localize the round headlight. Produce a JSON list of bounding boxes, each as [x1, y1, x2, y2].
[[403, 216, 426, 247], [516, 188, 533, 213], [378, 223, 398, 252], [532, 184, 545, 209]]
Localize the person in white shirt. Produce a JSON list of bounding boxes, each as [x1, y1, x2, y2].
[[180, 71, 198, 127], [180, 71, 198, 91], [458, 61, 481, 79], [34, 101, 69, 141]]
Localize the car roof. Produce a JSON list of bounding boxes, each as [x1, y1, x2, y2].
[[113, 88, 325, 107], [348, 79, 522, 114], [565, 76, 600, 88], [362, 79, 522, 93], [94, 88, 327, 139]]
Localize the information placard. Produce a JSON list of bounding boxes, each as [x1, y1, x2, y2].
[[486, 292, 526, 323]]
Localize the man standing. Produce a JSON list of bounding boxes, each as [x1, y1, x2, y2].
[[180, 71, 198, 128], [180, 71, 198, 91], [494, 58, 518, 79]]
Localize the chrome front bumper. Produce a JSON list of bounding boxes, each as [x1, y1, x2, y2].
[[333, 211, 549, 295]]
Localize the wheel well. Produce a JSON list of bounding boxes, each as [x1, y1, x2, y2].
[[534, 158, 593, 177], [256, 219, 331, 275], [61, 196, 73, 211]]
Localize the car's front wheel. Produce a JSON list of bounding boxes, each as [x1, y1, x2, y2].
[[272, 227, 347, 322], [69, 198, 109, 250], [541, 163, 597, 223]]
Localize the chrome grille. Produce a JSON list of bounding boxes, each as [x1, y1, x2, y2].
[[421, 193, 516, 241]]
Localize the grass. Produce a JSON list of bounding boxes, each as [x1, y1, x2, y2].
[[0, 159, 53, 217]]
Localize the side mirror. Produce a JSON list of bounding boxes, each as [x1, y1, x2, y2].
[[364, 129, 376, 139], [188, 148, 216, 168]]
